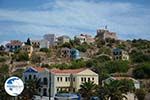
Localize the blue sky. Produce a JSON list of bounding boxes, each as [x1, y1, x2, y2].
[[0, 0, 150, 43]]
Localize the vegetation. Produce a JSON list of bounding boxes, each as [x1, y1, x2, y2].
[[135, 89, 147, 100], [130, 51, 150, 63], [31, 53, 41, 64], [0, 57, 6, 62], [12, 51, 29, 61], [0, 64, 9, 74], [40, 48, 51, 53], [104, 61, 129, 73], [76, 43, 90, 52], [98, 79, 135, 100], [79, 81, 98, 100], [20, 78, 41, 100], [133, 63, 150, 79]]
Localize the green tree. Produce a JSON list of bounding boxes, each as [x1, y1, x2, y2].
[[135, 89, 146, 100], [40, 48, 51, 53], [133, 63, 150, 79], [12, 51, 29, 61], [101, 80, 134, 100], [79, 81, 98, 100], [31, 53, 41, 64], [61, 42, 72, 48], [105, 61, 129, 73], [70, 59, 86, 69], [0, 64, 9, 74], [20, 79, 40, 100]]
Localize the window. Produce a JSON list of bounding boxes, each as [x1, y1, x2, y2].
[[84, 78, 86, 82], [57, 77, 59, 82], [81, 77, 84, 82], [33, 75, 36, 79], [57, 88, 59, 92], [43, 77, 48, 85], [92, 77, 94, 81], [29, 75, 32, 80], [60, 77, 62, 82], [43, 88, 47, 96], [73, 77, 75, 81], [65, 77, 68, 82], [88, 78, 90, 82], [39, 88, 41, 92], [25, 77, 27, 80]]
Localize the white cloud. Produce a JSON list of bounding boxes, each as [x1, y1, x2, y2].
[[0, 0, 150, 41]]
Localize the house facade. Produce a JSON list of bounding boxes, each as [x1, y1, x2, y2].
[[23, 67, 50, 97], [60, 48, 80, 59], [113, 48, 129, 61], [23, 67, 99, 97], [31, 40, 40, 48], [60, 47, 71, 58], [5, 40, 23, 52], [21, 45, 33, 57], [74, 34, 95, 44], [103, 76, 140, 89], [57, 35, 70, 44], [40, 39, 49, 49], [70, 48, 80, 59]]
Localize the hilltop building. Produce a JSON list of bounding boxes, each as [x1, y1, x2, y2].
[[112, 48, 129, 61], [57, 35, 70, 44], [96, 29, 118, 40], [5, 40, 23, 52], [21, 45, 33, 57], [23, 66, 98, 97], [60, 47, 71, 58], [43, 34, 56, 46], [60, 48, 80, 60], [74, 34, 95, 44], [31, 40, 40, 48], [70, 48, 80, 59], [20, 38, 33, 57], [40, 39, 49, 49]]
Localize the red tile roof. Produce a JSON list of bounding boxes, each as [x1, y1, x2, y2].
[[50, 68, 87, 74], [33, 66, 45, 72], [112, 77, 138, 82], [6, 40, 22, 46]]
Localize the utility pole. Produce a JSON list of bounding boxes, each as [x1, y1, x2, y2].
[[49, 72, 51, 100]]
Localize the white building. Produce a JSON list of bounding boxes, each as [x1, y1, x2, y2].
[[23, 66, 99, 98], [40, 39, 49, 49], [103, 76, 140, 89], [57, 35, 70, 44], [113, 48, 129, 61], [74, 34, 95, 44], [43, 34, 56, 46]]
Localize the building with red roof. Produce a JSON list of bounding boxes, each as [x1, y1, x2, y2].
[[23, 66, 98, 98]]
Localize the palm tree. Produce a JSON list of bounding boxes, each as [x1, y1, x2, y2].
[[79, 81, 98, 100], [19, 78, 41, 100], [105, 82, 127, 100], [98, 79, 134, 100]]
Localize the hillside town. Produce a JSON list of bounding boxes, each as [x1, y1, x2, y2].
[[0, 28, 150, 100]]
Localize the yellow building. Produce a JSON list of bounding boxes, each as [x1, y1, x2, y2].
[[21, 45, 33, 57], [23, 67, 98, 97], [50, 68, 98, 97]]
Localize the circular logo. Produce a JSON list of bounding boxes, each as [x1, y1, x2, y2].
[[4, 76, 24, 96]]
